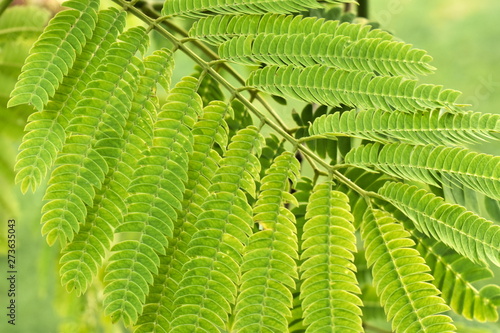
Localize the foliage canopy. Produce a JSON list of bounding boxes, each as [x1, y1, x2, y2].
[[6, 0, 500, 332]]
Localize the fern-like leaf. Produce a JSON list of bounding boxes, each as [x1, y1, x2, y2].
[[8, 0, 100, 110], [248, 65, 461, 112], [300, 181, 363, 332], [41, 26, 148, 247], [361, 208, 455, 333], [190, 13, 393, 46], [170, 126, 264, 332], [415, 234, 500, 322], [342, 37, 434, 77], [379, 181, 500, 266], [59, 50, 174, 296], [219, 34, 434, 77], [162, 0, 326, 18], [381, 201, 500, 322], [233, 152, 300, 332], [135, 100, 231, 332], [15, 8, 127, 193], [310, 109, 500, 146], [103, 76, 201, 326], [346, 143, 500, 200]]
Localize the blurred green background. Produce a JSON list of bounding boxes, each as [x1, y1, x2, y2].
[[0, 0, 499, 332], [371, 0, 500, 116]]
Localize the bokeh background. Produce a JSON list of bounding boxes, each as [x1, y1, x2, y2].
[[0, 0, 499, 332], [371, 0, 500, 141]]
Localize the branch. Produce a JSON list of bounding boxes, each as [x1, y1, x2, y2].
[[357, 0, 369, 18], [0, 0, 14, 17], [112, 0, 381, 201], [133, 1, 291, 133]]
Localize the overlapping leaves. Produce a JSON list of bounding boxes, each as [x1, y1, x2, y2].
[[6, 0, 500, 332], [170, 126, 264, 332], [361, 208, 455, 333], [379, 181, 500, 266], [301, 182, 363, 332], [103, 76, 201, 325], [15, 8, 127, 193], [60, 49, 174, 296], [8, 0, 100, 111], [248, 65, 461, 112], [233, 152, 300, 332], [415, 234, 500, 322], [190, 13, 393, 45], [41, 26, 148, 247], [346, 143, 500, 200], [310, 109, 500, 146]]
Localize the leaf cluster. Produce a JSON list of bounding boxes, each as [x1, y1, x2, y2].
[[6, 0, 500, 332]]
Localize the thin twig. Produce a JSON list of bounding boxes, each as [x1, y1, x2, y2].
[[357, 0, 369, 18], [134, 2, 291, 133], [112, 0, 379, 201], [0, 0, 14, 17]]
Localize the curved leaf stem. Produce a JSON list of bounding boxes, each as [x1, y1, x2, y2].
[[0, 0, 14, 17], [357, 0, 369, 18], [132, 1, 291, 133], [112, 0, 381, 202]]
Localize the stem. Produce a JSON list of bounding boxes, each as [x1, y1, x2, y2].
[[331, 169, 383, 201], [299, 134, 391, 145], [357, 0, 369, 18], [113, 0, 378, 201], [116, 2, 300, 150], [362, 323, 391, 333], [133, 2, 291, 133], [0, 0, 14, 17]]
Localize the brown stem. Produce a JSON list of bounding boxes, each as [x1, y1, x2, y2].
[[134, 1, 291, 133], [358, 0, 369, 18], [0, 0, 14, 17]]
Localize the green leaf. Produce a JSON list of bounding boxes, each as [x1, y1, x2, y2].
[[163, 0, 325, 18], [135, 99, 230, 332], [346, 143, 500, 201], [219, 33, 434, 77], [248, 65, 461, 113], [233, 152, 300, 332], [104, 76, 200, 325], [170, 126, 264, 332], [300, 181, 363, 333], [190, 13, 393, 46], [8, 0, 100, 110], [379, 181, 500, 267], [361, 208, 455, 333], [60, 49, 174, 296], [415, 235, 499, 322], [15, 8, 127, 193], [40, 26, 148, 247], [310, 109, 500, 146]]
